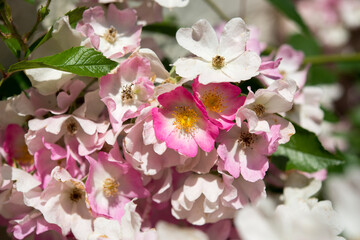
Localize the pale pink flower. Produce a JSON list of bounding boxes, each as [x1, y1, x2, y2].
[[34, 142, 82, 188], [326, 167, 360, 239], [175, 148, 218, 174], [26, 167, 93, 240], [235, 198, 344, 240], [156, 221, 208, 240], [77, 4, 141, 58], [26, 115, 109, 156], [100, 56, 154, 132], [0, 165, 41, 221], [89, 200, 157, 240], [286, 86, 324, 135], [235, 173, 344, 240], [8, 209, 64, 240], [134, 0, 163, 25], [174, 18, 261, 84], [25, 80, 86, 117], [260, 44, 310, 89], [171, 173, 265, 225], [217, 122, 281, 181], [152, 86, 218, 157], [143, 168, 174, 204], [236, 79, 296, 139], [85, 153, 149, 222], [192, 77, 245, 130], [339, 0, 360, 28], [297, 0, 349, 47]]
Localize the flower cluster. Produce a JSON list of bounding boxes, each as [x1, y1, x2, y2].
[[0, 1, 348, 240]]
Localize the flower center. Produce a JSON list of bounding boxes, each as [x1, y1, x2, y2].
[[16, 145, 34, 166], [201, 88, 226, 113], [65, 118, 79, 136], [172, 106, 198, 134], [103, 178, 120, 198], [251, 104, 266, 117], [121, 84, 134, 103], [69, 185, 84, 203], [212, 55, 225, 69], [104, 27, 117, 44], [237, 132, 256, 148], [279, 70, 287, 79]]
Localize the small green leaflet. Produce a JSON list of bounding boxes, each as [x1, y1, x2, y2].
[[66, 7, 88, 28], [23, 0, 35, 4], [8, 46, 118, 78], [26, 26, 53, 57], [0, 25, 21, 58], [266, 0, 311, 36], [273, 123, 344, 172]]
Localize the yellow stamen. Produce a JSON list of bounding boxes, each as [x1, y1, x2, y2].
[[121, 84, 134, 103], [251, 104, 266, 117], [103, 178, 120, 198], [15, 145, 34, 166], [201, 88, 226, 113], [172, 106, 198, 134], [212, 55, 225, 69], [104, 27, 117, 44]]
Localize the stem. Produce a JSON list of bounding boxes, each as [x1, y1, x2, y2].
[[304, 53, 360, 65], [203, 0, 230, 21], [0, 2, 28, 54], [240, 0, 247, 19], [24, 0, 51, 44]]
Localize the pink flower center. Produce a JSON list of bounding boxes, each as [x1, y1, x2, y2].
[[212, 55, 225, 69], [65, 118, 79, 136], [121, 84, 134, 103], [201, 88, 226, 113], [103, 178, 120, 197], [172, 106, 198, 134], [237, 132, 256, 148]]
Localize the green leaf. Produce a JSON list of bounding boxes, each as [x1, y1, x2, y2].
[[0, 0, 12, 20], [273, 123, 344, 172], [0, 71, 31, 100], [66, 7, 87, 28], [266, 0, 311, 36], [143, 23, 178, 37], [322, 106, 339, 123], [287, 33, 321, 56], [8, 46, 118, 78], [306, 65, 337, 85], [38, 4, 50, 21], [26, 26, 53, 57], [23, 0, 35, 4], [0, 25, 21, 58]]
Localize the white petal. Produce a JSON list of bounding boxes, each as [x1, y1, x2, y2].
[[176, 19, 218, 60], [174, 57, 210, 79], [218, 18, 249, 61], [222, 51, 261, 81]]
